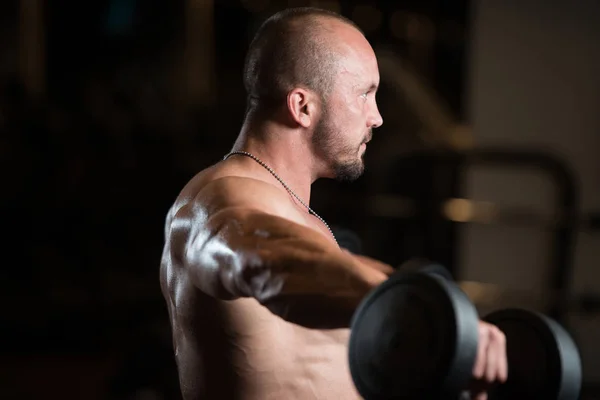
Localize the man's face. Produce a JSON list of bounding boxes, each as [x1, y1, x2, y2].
[[311, 31, 383, 182]]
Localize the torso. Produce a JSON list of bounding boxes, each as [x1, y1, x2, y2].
[[160, 161, 361, 400]]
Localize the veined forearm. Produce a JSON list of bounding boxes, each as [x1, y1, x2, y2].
[[346, 251, 396, 276], [228, 243, 387, 328]]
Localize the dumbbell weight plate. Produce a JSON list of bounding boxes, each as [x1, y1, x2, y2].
[[484, 308, 582, 400], [349, 270, 479, 399], [398, 259, 454, 281]]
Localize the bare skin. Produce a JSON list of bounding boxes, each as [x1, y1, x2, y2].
[[160, 14, 506, 400]]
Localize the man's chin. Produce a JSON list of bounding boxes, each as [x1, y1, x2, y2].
[[333, 161, 365, 182], [335, 173, 363, 183]]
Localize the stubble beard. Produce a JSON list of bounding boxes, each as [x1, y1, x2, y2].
[[312, 106, 367, 182]]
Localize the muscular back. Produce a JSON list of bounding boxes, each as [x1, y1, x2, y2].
[[160, 160, 389, 400]]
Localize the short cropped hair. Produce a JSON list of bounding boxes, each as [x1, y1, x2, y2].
[[243, 7, 361, 116]]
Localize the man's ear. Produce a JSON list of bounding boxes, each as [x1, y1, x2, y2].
[[286, 88, 319, 128]]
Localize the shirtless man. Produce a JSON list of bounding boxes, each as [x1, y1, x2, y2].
[[160, 7, 507, 400]]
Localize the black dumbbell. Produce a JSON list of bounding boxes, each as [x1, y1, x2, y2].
[[396, 258, 454, 281], [483, 308, 582, 400], [348, 264, 582, 400]]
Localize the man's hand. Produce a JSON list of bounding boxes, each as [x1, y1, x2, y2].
[[469, 321, 508, 400]]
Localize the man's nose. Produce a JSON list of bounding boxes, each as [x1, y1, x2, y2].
[[369, 104, 383, 129]]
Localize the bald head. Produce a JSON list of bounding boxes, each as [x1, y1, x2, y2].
[[243, 7, 363, 117]]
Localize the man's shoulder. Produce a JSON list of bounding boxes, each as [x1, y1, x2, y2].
[[198, 174, 290, 207], [202, 174, 283, 194], [170, 166, 296, 225], [200, 175, 298, 223]]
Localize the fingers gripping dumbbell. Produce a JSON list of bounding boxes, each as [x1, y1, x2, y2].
[[348, 265, 582, 400]]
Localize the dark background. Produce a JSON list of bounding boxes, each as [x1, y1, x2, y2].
[[1, 0, 598, 399]]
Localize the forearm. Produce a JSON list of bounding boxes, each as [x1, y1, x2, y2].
[[233, 243, 388, 328], [345, 251, 396, 276]]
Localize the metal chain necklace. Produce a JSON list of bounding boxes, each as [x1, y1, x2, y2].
[[223, 151, 337, 245]]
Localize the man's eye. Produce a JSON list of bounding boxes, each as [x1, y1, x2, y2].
[[361, 93, 368, 99]]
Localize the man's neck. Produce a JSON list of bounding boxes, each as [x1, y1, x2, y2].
[[231, 119, 317, 205]]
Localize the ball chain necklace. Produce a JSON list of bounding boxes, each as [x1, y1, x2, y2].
[[223, 151, 338, 245]]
